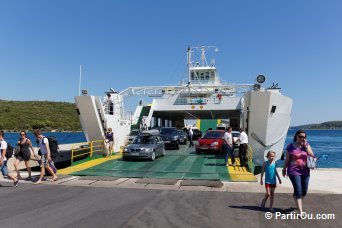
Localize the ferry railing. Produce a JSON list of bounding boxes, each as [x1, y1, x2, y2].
[[91, 140, 106, 157], [71, 140, 105, 164]]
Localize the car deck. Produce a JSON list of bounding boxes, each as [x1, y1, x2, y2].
[[59, 144, 257, 182]]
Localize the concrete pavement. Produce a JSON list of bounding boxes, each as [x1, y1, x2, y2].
[[1, 166, 341, 227], [0, 183, 340, 228]]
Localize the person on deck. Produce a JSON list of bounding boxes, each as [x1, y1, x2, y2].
[[188, 127, 194, 148], [105, 128, 115, 157], [223, 127, 235, 167], [238, 128, 249, 166], [104, 93, 114, 115]]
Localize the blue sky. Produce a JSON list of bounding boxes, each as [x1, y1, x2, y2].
[[1, 0, 341, 126]]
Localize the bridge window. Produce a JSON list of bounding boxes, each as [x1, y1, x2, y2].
[[200, 72, 205, 80], [205, 71, 209, 80], [191, 72, 195, 80]]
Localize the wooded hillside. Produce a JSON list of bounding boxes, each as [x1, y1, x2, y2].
[[294, 121, 342, 129], [0, 100, 81, 131]]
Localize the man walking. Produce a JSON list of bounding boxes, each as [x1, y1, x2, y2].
[[238, 128, 249, 166], [188, 127, 194, 147], [34, 130, 58, 184], [0, 131, 19, 187], [223, 127, 235, 167]]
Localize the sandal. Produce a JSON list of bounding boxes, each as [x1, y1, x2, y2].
[[51, 176, 58, 182]]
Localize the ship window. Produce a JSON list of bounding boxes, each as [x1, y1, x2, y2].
[[205, 71, 209, 80], [194, 72, 200, 80], [200, 72, 205, 80], [191, 72, 195, 80]]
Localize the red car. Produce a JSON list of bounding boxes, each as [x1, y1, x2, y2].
[[195, 130, 226, 153]]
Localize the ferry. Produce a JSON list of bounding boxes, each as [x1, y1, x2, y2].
[[74, 45, 292, 169]]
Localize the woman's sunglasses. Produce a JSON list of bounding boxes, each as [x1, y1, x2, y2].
[[297, 135, 306, 139]]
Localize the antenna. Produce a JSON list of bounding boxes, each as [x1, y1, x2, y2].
[[187, 46, 191, 84], [78, 65, 82, 96]]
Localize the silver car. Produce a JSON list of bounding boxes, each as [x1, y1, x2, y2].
[[122, 131, 165, 161]]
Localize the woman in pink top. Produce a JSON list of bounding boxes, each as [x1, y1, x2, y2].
[[282, 130, 314, 215]]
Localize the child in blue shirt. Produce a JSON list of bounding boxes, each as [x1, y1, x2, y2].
[[260, 151, 282, 212]]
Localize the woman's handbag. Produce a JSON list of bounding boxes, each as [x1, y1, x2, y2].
[[14, 146, 21, 156], [307, 155, 318, 169]]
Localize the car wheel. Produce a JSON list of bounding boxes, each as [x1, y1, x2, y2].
[[176, 144, 179, 150], [151, 152, 156, 161], [196, 149, 201, 154]]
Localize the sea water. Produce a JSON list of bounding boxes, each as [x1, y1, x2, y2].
[[3, 130, 342, 168], [4, 132, 86, 147]]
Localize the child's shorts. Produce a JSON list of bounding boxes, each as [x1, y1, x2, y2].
[[265, 183, 277, 188]]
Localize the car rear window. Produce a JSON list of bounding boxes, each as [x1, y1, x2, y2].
[[203, 131, 223, 139], [129, 131, 139, 136], [160, 128, 177, 134]]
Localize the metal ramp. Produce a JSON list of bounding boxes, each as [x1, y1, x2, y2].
[[75, 96, 106, 142]]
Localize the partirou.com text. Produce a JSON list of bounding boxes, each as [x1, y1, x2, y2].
[[264, 211, 335, 220]]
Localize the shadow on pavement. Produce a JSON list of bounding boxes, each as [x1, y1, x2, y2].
[[229, 205, 296, 214]]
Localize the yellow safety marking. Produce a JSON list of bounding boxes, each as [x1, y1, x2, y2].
[[226, 158, 257, 182], [196, 119, 201, 129], [58, 153, 122, 175]]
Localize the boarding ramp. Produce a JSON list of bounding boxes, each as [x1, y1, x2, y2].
[[132, 105, 143, 125], [131, 106, 151, 130], [75, 96, 106, 142]]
